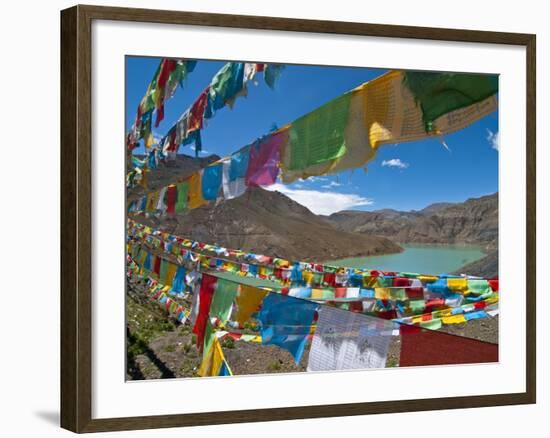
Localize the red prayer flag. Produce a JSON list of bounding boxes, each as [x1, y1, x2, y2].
[[166, 185, 177, 215], [153, 256, 161, 276], [192, 274, 217, 352], [405, 286, 424, 300], [323, 273, 336, 287], [188, 87, 210, 132], [393, 277, 412, 287], [334, 288, 347, 298], [157, 59, 177, 89], [399, 324, 498, 366], [155, 103, 165, 128]]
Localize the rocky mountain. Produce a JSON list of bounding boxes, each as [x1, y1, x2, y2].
[[451, 250, 498, 278], [327, 193, 498, 250], [128, 154, 402, 262]]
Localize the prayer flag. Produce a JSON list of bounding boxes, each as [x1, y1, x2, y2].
[[399, 324, 498, 366], [257, 293, 318, 364], [308, 306, 394, 371], [209, 278, 239, 323], [404, 72, 498, 132], [287, 92, 352, 171], [193, 274, 218, 352], [201, 164, 223, 201], [234, 284, 268, 325], [245, 129, 287, 187]]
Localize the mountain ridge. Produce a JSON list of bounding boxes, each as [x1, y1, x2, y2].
[[128, 154, 402, 262], [326, 192, 498, 250]]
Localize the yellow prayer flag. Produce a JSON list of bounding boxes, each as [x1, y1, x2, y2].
[[448, 278, 468, 292], [187, 171, 208, 210], [375, 288, 391, 300], [164, 262, 178, 287], [197, 338, 231, 377], [302, 271, 314, 286], [442, 314, 467, 324], [418, 275, 439, 283], [234, 284, 268, 325]]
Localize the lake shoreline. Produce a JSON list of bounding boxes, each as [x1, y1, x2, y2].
[[323, 243, 487, 275]]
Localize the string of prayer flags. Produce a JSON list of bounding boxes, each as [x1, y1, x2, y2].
[[127, 219, 499, 293], [129, 71, 497, 203], [128, 250, 499, 376], [126, 61, 275, 187], [129, 226, 499, 327], [126, 257, 191, 322], [307, 306, 394, 371], [257, 293, 319, 364], [150, 62, 273, 158], [126, 58, 197, 150], [280, 71, 498, 183]]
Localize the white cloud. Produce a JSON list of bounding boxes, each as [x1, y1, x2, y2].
[[151, 131, 164, 145], [381, 158, 409, 169], [321, 181, 342, 189], [486, 129, 499, 150], [299, 176, 328, 183], [264, 183, 373, 215], [189, 145, 210, 155]]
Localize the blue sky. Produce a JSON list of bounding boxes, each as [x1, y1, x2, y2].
[[126, 57, 498, 214]]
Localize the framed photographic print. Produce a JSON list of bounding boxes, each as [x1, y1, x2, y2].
[[60, 4, 536, 433]]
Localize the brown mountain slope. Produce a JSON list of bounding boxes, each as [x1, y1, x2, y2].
[[128, 155, 402, 262], [327, 193, 498, 250]]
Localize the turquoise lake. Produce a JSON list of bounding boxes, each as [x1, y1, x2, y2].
[[327, 244, 486, 275], [213, 244, 486, 289]]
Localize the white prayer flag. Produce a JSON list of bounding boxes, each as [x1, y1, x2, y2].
[[307, 306, 393, 372]]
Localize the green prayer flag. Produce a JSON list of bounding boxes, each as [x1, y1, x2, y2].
[[209, 279, 239, 323], [409, 300, 425, 313], [159, 259, 168, 284], [390, 288, 408, 301], [467, 279, 491, 295], [420, 318, 443, 331], [288, 92, 352, 170], [202, 320, 216, 359], [375, 276, 393, 288], [175, 182, 189, 213], [404, 72, 498, 132]]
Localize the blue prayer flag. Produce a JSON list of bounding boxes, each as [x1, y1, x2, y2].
[[257, 293, 318, 365]]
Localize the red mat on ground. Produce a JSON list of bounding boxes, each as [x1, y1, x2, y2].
[[399, 324, 499, 367]]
